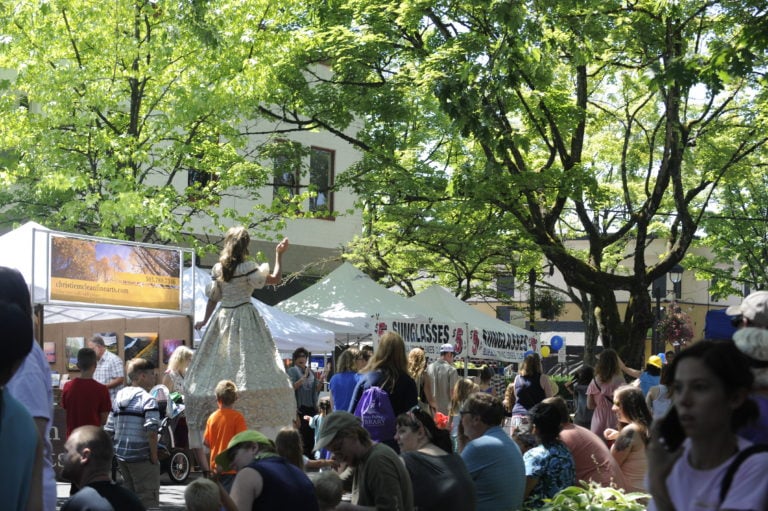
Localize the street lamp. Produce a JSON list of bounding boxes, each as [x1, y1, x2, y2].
[[529, 268, 537, 332], [652, 264, 684, 355], [669, 265, 683, 300]]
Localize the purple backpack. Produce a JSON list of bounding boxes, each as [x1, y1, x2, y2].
[[353, 386, 396, 442]]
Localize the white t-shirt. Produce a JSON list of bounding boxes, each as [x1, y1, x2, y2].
[[649, 437, 768, 511]]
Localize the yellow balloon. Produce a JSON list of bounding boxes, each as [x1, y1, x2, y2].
[[541, 346, 551, 357]]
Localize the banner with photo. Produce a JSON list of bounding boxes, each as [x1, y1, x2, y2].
[[48, 233, 182, 311], [372, 318, 465, 359]]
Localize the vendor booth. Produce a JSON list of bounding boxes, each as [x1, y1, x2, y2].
[[277, 263, 464, 358], [410, 285, 538, 363], [0, 221, 334, 480], [0, 221, 195, 377], [0, 222, 335, 371]]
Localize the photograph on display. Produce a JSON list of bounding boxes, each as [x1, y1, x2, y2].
[[124, 332, 159, 367], [44, 341, 56, 364], [162, 339, 185, 364], [65, 337, 85, 371], [98, 332, 119, 355]]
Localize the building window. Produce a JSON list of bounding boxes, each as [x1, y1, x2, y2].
[[309, 147, 333, 213], [272, 153, 300, 202], [188, 168, 212, 188], [496, 273, 515, 298], [496, 306, 512, 322]]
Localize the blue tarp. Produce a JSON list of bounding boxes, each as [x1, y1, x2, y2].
[[704, 308, 736, 340]]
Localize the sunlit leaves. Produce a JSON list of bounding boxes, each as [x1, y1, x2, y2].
[[0, 0, 310, 248]]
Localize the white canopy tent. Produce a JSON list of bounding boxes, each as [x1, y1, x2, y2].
[[276, 263, 448, 341], [0, 221, 334, 354], [410, 285, 538, 362], [0, 221, 184, 323], [187, 266, 334, 354]]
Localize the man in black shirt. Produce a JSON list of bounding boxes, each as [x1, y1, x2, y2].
[[61, 425, 146, 511]]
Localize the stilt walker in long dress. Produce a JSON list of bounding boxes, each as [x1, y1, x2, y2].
[[185, 227, 296, 471]]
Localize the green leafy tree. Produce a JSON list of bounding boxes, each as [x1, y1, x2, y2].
[[0, 0, 310, 249], [255, 0, 768, 362], [689, 169, 768, 297]]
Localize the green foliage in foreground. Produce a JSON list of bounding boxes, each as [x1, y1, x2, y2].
[[536, 482, 649, 511]]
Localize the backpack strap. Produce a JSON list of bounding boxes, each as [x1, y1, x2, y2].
[[719, 444, 768, 505]]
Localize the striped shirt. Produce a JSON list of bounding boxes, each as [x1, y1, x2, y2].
[[104, 386, 160, 462]]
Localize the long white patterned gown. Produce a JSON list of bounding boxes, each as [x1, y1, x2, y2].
[[185, 261, 296, 448]]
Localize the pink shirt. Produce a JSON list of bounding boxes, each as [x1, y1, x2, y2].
[[559, 423, 627, 489]]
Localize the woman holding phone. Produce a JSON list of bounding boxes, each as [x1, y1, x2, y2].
[[647, 340, 768, 511]]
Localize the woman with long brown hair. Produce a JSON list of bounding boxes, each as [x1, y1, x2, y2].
[[604, 385, 652, 492], [648, 340, 768, 510], [586, 348, 626, 440], [348, 332, 418, 451], [511, 353, 554, 428], [186, 226, 295, 470]]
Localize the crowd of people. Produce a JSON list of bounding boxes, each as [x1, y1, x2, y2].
[[3, 227, 768, 510]]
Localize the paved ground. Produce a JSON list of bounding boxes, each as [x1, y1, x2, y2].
[[56, 472, 199, 510]]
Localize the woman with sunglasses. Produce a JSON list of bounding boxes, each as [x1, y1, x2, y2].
[[395, 406, 477, 511]]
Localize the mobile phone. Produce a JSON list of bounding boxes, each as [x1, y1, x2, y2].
[[658, 407, 686, 452]]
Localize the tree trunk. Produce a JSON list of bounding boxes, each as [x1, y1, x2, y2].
[[589, 284, 650, 368], [580, 298, 598, 367]]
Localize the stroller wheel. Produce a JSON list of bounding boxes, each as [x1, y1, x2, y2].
[[167, 449, 191, 484]]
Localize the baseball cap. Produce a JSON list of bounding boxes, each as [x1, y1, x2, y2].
[[733, 327, 768, 388], [647, 355, 663, 369], [440, 343, 455, 354], [725, 291, 768, 328], [214, 430, 272, 472], [314, 412, 360, 452]]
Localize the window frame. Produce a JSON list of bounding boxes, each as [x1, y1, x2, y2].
[[308, 146, 334, 217]]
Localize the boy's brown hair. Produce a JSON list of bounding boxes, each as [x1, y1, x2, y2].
[[215, 379, 238, 406]]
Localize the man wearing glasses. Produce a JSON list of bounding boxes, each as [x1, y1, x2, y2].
[[315, 412, 414, 511], [460, 392, 525, 511]]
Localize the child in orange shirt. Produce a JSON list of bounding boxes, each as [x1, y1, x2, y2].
[[203, 380, 246, 491]]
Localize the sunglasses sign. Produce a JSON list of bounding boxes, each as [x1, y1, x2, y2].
[[373, 318, 465, 356], [475, 329, 537, 362], [373, 318, 539, 362]]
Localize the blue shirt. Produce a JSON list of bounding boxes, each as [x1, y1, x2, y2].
[[0, 388, 37, 511], [639, 372, 660, 396], [329, 371, 360, 411], [523, 441, 575, 507], [461, 426, 525, 511]]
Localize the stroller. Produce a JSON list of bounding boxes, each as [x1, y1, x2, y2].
[[151, 385, 194, 484]]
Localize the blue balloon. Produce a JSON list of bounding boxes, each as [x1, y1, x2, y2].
[[658, 352, 667, 364], [524, 350, 535, 358], [550, 335, 564, 351]]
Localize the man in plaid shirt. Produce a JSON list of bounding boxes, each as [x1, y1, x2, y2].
[[104, 358, 160, 508], [88, 335, 125, 401]]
